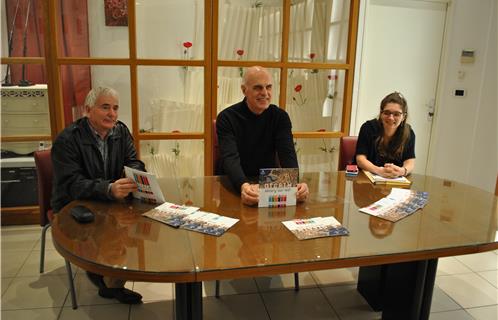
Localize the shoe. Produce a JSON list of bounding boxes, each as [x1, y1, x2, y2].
[[98, 287, 143, 304], [86, 271, 105, 289]]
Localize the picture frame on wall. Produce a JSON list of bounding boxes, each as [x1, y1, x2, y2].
[[104, 0, 128, 26]]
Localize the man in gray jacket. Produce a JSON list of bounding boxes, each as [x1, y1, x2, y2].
[[51, 87, 144, 304]]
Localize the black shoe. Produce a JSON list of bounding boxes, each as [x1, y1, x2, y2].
[[98, 287, 143, 304], [86, 271, 105, 289]]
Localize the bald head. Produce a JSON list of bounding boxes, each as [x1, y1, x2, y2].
[[241, 66, 273, 115]]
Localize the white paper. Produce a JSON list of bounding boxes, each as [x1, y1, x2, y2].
[[124, 166, 165, 204]]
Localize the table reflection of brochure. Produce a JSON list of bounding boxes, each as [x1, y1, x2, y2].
[[124, 166, 165, 204], [359, 188, 429, 222], [282, 216, 349, 240], [258, 168, 298, 208]]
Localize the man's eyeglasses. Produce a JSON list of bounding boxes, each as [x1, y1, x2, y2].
[[381, 110, 404, 118]]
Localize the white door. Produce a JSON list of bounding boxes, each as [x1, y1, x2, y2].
[[354, 0, 447, 174]]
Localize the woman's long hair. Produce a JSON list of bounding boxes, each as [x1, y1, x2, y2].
[[375, 92, 411, 162]]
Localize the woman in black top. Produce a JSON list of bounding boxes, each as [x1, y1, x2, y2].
[[355, 92, 415, 178]]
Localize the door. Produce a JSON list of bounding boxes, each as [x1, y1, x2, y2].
[[354, 0, 447, 174]]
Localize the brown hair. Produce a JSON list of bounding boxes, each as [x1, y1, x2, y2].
[[376, 92, 411, 162]]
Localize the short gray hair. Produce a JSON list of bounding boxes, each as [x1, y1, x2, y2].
[[84, 87, 119, 108]]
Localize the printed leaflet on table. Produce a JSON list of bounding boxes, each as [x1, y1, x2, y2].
[[142, 201, 238, 236], [359, 188, 429, 222], [258, 168, 298, 208], [282, 216, 349, 240], [124, 166, 165, 203]]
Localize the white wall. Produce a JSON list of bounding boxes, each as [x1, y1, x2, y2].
[[352, 0, 497, 193], [428, 0, 497, 192]]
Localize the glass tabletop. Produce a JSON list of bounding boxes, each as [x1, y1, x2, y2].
[[51, 172, 498, 280]]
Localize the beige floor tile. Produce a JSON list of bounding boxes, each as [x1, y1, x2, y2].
[[17, 249, 70, 277], [2, 277, 14, 296], [466, 305, 498, 320], [1, 274, 70, 310], [430, 286, 462, 313], [261, 288, 338, 320], [478, 270, 498, 288], [1, 307, 61, 320], [321, 284, 380, 320], [429, 309, 474, 320], [59, 304, 130, 320], [1, 250, 31, 278], [130, 300, 175, 320], [255, 272, 316, 292], [311, 267, 358, 286], [64, 272, 119, 307], [1, 228, 40, 252], [455, 252, 498, 272], [437, 257, 473, 276], [203, 293, 269, 320], [131, 281, 174, 301], [436, 273, 498, 308], [33, 232, 57, 252], [203, 278, 258, 297]]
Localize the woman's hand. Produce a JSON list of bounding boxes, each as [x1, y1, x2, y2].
[[382, 163, 405, 178]]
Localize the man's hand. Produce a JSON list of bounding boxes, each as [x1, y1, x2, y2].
[[297, 182, 309, 202], [110, 178, 138, 199], [241, 182, 259, 206]]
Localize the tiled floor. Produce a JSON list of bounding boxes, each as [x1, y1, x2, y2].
[[1, 225, 497, 320]]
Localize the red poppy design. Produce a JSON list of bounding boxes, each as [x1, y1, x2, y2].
[[236, 49, 244, 56], [183, 42, 193, 48], [317, 128, 326, 132], [294, 84, 302, 92], [309, 53, 316, 59]]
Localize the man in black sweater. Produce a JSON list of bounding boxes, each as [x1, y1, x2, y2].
[[216, 66, 309, 205]]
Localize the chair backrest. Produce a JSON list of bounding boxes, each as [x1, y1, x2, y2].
[[34, 149, 53, 226], [338, 136, 358, 170], [212, 119, 220, 175]]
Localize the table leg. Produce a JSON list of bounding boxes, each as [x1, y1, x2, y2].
[[381, 259, 438, 320], [357, 264, 387, 311], [175, 282, 202, 320]]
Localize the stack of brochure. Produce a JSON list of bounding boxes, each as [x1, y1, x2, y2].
[[143, 202, 239, 236], [363, 170, 411, 186], [282, 216, 349, 240], [359, 188, 429, 222]]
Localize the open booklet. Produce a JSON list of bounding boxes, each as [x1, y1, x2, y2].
[[282, 216, 349, 240], [359, 188, 429, 222], [258, 168, 298, 208], [124, 166, 166, 204], [363, 170, 411, 186], [142, 201, 239, 236]]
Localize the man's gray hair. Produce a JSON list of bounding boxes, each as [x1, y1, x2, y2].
[[84, 87, 119, 108]]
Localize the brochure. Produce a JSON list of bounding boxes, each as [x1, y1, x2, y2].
[[142, 202, 238, 236], [282, 216, 350, 240], [124, 166, 166, 204], [363, 170, 411, 186], [359, 188, 429, 222], [258, 168, 299, 208]]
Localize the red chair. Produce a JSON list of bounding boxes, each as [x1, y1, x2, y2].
[[338, 136, 358, 170], [34, 149, 78, 309]]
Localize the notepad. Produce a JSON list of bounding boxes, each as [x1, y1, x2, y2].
[[363, 170, 411, 186]]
